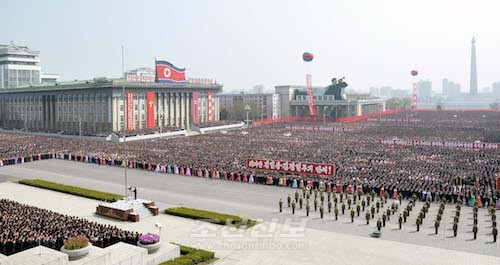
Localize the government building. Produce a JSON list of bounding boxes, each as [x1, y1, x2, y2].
[[0, 78, 222, 134]]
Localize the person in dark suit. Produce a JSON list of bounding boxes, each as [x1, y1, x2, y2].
[[324, 77, 348, 100]]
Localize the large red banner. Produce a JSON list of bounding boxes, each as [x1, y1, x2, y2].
[[306, 74, 317, 116], [193, 92, 199, 124], [497, 177, 500, 191], [207, 92, 213, 122], [146, 91, 155, 129], [247, 158, 335, 177], [126, 92, 135, 130]]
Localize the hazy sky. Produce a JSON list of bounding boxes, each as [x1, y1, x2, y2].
[[2, 0, 499, 93]]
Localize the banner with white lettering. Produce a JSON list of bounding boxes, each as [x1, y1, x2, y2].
[[379, 139, 499, 150], [247, 158, 335, 177], [284, 126, 354, 132]]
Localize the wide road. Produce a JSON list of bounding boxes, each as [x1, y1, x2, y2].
[[0, 159, 498, 257]]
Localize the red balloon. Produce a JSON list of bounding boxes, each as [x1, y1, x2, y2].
[[411, 70, 418, 76], [303, 52, 313, 62]]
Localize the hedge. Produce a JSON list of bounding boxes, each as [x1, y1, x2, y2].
[[164, 207, 257, 228], [18, 179, 123, 202], [159, 244, 216, 265]]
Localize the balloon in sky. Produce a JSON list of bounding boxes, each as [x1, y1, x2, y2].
[[302, 52, 313, 62], [411, 70, 418, 76]]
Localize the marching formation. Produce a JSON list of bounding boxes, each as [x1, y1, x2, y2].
[[278, 186, 498, 242]]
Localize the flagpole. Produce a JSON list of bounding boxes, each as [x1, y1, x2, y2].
[[122, 45, 128, 202]]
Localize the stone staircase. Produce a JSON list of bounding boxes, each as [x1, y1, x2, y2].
[[131, 201, 153, 220]]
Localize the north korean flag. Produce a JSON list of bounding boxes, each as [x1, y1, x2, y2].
[[156, 60, 186, 83]]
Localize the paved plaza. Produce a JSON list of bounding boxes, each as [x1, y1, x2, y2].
[[1, 160, 499, 264]]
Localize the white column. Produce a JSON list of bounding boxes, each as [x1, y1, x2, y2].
[[168, 93, 173, 126], [185, 93, 190, 129]]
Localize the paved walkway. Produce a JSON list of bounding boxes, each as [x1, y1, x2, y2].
[[1, 160, 499, 264]]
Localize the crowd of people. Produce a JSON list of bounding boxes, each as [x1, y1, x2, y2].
[[1, 111, 499, 205], [0, 199, 140, 256]]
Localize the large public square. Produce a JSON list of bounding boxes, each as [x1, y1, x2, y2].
[[1, 158, 499, 264]]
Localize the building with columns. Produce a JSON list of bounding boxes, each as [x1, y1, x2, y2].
[[274, 85, 385, 119], [0, 78, 221, 134]]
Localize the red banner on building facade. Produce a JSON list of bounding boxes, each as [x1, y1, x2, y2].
[[247, 158, 335, 177], [146, 91, 155, 128], [126, 92, 135, 130], [306, 74, 317, 116], [497, 177, 500, 191], [207, 92, 213, 122], [193, 92, 199, 124]]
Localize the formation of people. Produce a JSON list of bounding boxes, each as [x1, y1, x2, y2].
[[0, 199, 140, 256], [278, 186, 498, 242]]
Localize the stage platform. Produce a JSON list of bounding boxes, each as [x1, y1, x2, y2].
[[97, 198, 159, 222]]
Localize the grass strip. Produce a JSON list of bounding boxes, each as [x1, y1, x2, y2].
[[164, 207, 257, 228], [18, 179, 123, 202]]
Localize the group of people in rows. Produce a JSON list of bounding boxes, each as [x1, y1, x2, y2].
[[0, 199, 140, 256], [1, 111, 499, 205]]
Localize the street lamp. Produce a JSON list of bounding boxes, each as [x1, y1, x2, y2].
[[244, 105, 251, 125], [323, 106, 330, 125], [121, 45, 128, 202], [155, 223, 163, 241], [73, 115, 82, 144], [20, 114, 27, 131], [158, 110, 164, 134]]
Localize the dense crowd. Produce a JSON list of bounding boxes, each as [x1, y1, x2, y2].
[[0, 199, 140, 256], [1, 111, 499, 205], [196, 120, 241, 128]]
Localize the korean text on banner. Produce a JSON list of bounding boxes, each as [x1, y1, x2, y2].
[[207, 92, 213, 122], [126, 92, 135, 130], [306, 74, 317, 116], [146, 91, 155, 128], [247, 158, 335, 177]]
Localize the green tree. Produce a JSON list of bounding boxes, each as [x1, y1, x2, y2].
[[386, 97, 412, 109], [220, 108, 230, 120], [229, 101, 260, 121]]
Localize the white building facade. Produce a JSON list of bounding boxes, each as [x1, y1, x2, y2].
[[0, 43, 42, 89], [220, 93, 280, 120]]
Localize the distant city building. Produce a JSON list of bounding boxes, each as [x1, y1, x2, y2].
[[0, 43, 41, 89], [219, 92, 280, 120], [442, 78, 449, 96], [391, 89, 410, 98], [379, 86, 393, 98], [417, 80, 432, 102], [369, 87, 379, 97], [0, 42, 60, 89], [41, 72, 60, 84], [470, 37, 478, 96], [492, 82, 500, 97], [125, 67, 155, 83], [447, 81, 462, 98]]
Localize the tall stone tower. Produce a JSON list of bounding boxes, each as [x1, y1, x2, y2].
[[470, 37, 478, 96]]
